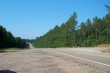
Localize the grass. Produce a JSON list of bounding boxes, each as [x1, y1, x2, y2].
[[97, 44, 110, 53], [102, 48, 110, 53], [0, 48, 30, 53]]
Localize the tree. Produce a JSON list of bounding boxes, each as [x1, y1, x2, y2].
[[0, 25, 29, 49], [34, 5, 110, 48], [105, 5, 110, 13]]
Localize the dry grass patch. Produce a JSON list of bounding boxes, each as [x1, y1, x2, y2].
[[102, 48, 110, 53], [97, 44, 110, 53], [0, 48, 30, 53]]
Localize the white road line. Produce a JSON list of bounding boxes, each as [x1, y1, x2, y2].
[[46, 50, 110, 67], [56, 49, 110, 58]]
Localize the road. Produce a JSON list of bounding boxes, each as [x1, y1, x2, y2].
[[0, 48, 110, 73]]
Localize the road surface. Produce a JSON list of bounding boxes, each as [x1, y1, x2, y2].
[[0, 48, 110, 73]]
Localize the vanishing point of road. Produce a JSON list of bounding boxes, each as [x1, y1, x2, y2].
[[0, 47, 110, 73]]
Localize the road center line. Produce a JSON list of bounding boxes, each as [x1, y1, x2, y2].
[[46, 50, 110, 67]]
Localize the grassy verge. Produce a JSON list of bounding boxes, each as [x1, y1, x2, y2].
[[0, 48, 30, 53], [97, 44, 110, 53], [102, 48, 110, 53]]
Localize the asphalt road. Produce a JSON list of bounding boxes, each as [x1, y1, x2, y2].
[[0, 48, 110, 73]]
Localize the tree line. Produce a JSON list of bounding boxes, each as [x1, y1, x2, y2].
[[23, 39, 35, 44], [34, 5, 110, 48], [0, 26, 29, 49]]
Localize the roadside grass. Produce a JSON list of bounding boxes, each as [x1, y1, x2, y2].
[[102, 48, 110, 53], [0, 48, 30, 53], [97, 44, 110, 53]]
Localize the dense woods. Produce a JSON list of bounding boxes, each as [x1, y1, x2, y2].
[[23, 39, 35, 44], [0, 26, 29, 49], [34, 5, 110, 48]]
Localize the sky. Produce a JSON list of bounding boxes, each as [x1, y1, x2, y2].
[[0, 0, 110, 39]]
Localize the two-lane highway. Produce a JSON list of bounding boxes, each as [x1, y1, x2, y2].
[[0, 48, 110, 73]]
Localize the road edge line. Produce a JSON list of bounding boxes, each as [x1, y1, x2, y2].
[[46, 50, 110, 67]]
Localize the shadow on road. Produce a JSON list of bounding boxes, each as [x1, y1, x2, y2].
[[0, 70, 17, 73]]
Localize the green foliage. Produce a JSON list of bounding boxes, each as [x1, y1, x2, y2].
[[105, 5, 110, 13], [0, 26, 29, 49], [34, 6, 110, 48], [23, 39, 35, 44]]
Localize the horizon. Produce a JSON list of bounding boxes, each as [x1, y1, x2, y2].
[[0, 0, 110, 39]]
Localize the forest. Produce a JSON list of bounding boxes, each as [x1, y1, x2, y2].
[[0, 26, 29, 49], [34, 5, 110, 48]]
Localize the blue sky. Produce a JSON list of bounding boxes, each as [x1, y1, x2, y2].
[[0, 0, 110, 39]]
